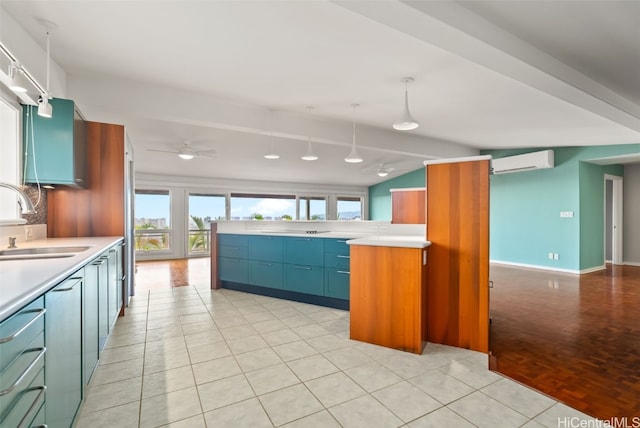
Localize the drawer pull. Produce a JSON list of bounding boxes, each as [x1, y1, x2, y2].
[[92, 259, 106, 266], [0, 308, 46, 344], [17, 385, 46, 428], [337, 270, 350, 275], [336, 255, 350, 259], [294, 238, 311, 241], [337, 240, 347, 243], [293, 266, 312, 270], [53, 278, 81, 292], [0, 347, 46, 396]]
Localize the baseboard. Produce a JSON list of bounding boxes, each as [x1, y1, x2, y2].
[[490, 260, 607, 275], [624, 261, 640, 267]]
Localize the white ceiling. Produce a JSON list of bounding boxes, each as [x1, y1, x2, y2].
[[2, 0, 639, 186]]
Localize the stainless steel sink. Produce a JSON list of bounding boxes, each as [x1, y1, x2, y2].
[[0, 246, 91, 261], [0, 246, 90, 256]]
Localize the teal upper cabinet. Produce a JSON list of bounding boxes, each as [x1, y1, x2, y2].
[[22, 98, 87, 188]]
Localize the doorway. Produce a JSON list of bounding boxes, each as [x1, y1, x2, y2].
[[605, 174, 623, 265]]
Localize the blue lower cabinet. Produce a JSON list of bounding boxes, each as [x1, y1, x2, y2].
[[249, 236, 284, 262], [324, 252, 350, 269], [284, 237, 324, 266], [249, 261, 284, 289], [219, 257, 248, 283], [325, 268, 350, 300], [284, 264, 324, 296]]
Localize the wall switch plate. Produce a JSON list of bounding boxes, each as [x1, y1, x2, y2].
[[548, 252, 554, 259], [553, 253, 559, 260], [560, 211, 574, 218], [25, 226, 33, 240]]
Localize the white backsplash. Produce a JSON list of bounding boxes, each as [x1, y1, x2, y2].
[[0, 224, 47, 247]]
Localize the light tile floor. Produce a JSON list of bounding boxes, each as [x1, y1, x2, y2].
[[76, 285, 597, 428]]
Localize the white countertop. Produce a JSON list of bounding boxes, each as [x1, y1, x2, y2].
[[219, 230, 430, 249], [219, 231, 369, 239], [346, 235, 431, 249], [0, 236, 123, 321]]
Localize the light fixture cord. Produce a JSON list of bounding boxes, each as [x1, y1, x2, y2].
[[352, 105, 356, 148], [45, 30, 50, 95]]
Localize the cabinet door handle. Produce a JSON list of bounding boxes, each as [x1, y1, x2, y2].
[[92, 258, 106, 265], [337, 270, 350, 275], [293, 266, 312, 270], [293, 238, 311, 242], [0, 347, 46, 396], [337, 240, 347, 243], [0, 308, 46, 344], [336, 255, 350, 259], [17, 385, 46, 428], [53, 277, 81, 292]]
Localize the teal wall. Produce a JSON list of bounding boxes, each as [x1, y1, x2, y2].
[[368, 168, 425, 220], [485, 145, 638, 272]]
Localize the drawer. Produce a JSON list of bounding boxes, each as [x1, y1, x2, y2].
[[324, 238, 350, 254], [0, 365, 46, 428], [325, 268, 350, 300], [0, 297, 45, 369], [324, 252, 350, 269], [284, 264, 324, 296], [249, 261, 284, 289], [218, 234, 249, 248], [249, 236, 284, 263], [219, 244, 249, 259], [284, 237, 324, 267], [219, 257, 249, 283]]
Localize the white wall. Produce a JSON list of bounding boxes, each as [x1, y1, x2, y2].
[[624, 164, 640, 265]]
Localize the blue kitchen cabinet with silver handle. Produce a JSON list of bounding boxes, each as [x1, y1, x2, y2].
[[45, 274, 83, 428], [0, 297, 46, 428]]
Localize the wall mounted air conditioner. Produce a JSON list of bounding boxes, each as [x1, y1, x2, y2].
[[491, 150, 554, 175]]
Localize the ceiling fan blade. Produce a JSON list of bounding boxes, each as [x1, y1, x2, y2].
[[146, 148, 178, 154], [194, 149, 217, 158]]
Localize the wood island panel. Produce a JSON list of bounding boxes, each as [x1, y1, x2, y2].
[[349, 244, 427, 354], [426, 159, 489, 353]]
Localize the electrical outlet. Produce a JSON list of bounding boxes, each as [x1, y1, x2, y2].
[[548, 252, 554, 259], [553, 253, 559, 260], [25, 226, 33, 240]]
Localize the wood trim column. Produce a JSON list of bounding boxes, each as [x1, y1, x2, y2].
[[210, 222, 220, 289], [426, 159, 489, 353]]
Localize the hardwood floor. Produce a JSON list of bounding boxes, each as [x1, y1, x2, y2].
[[135, 257, 210, 290], [134, 257, 640, 419], [489, 263, 640, 420]]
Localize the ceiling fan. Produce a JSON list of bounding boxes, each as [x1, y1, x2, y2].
[[361, 162, 400, 177], [146, 141, 217, 160]]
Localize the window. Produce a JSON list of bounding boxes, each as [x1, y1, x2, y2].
[[230, 193, 296, 220], [299, 196, 326, 220], [135, 190, 171, 252], [337, 197, 362, 220], [188, 193, 225, 255], [0, 94, 20, 221]]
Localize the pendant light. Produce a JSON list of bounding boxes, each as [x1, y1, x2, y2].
[[301, 106, 318, 161], [345, 104, 363, 163], [37, 20, 56, 118], [393, 77, 419, 131], [263, 109, 280, 159]]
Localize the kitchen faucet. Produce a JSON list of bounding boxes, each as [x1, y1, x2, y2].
[[0, 183, 37, 214]]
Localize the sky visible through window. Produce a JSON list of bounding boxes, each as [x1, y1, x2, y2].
[[135, 192, 360, 222]]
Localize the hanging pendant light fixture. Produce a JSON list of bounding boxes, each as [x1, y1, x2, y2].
[[345, 104, 363, 163], [37, 20, 56, 118], [393, 77, 419, 131], [264, 109, 280, 159], [301, 106, 318, 161]]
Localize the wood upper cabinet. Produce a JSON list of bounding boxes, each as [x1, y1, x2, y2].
[[47, 121, 125, 238], [391, 188, 425, 224]]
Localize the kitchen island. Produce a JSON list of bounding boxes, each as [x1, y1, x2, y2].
[[347, 235, 431, 354]]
